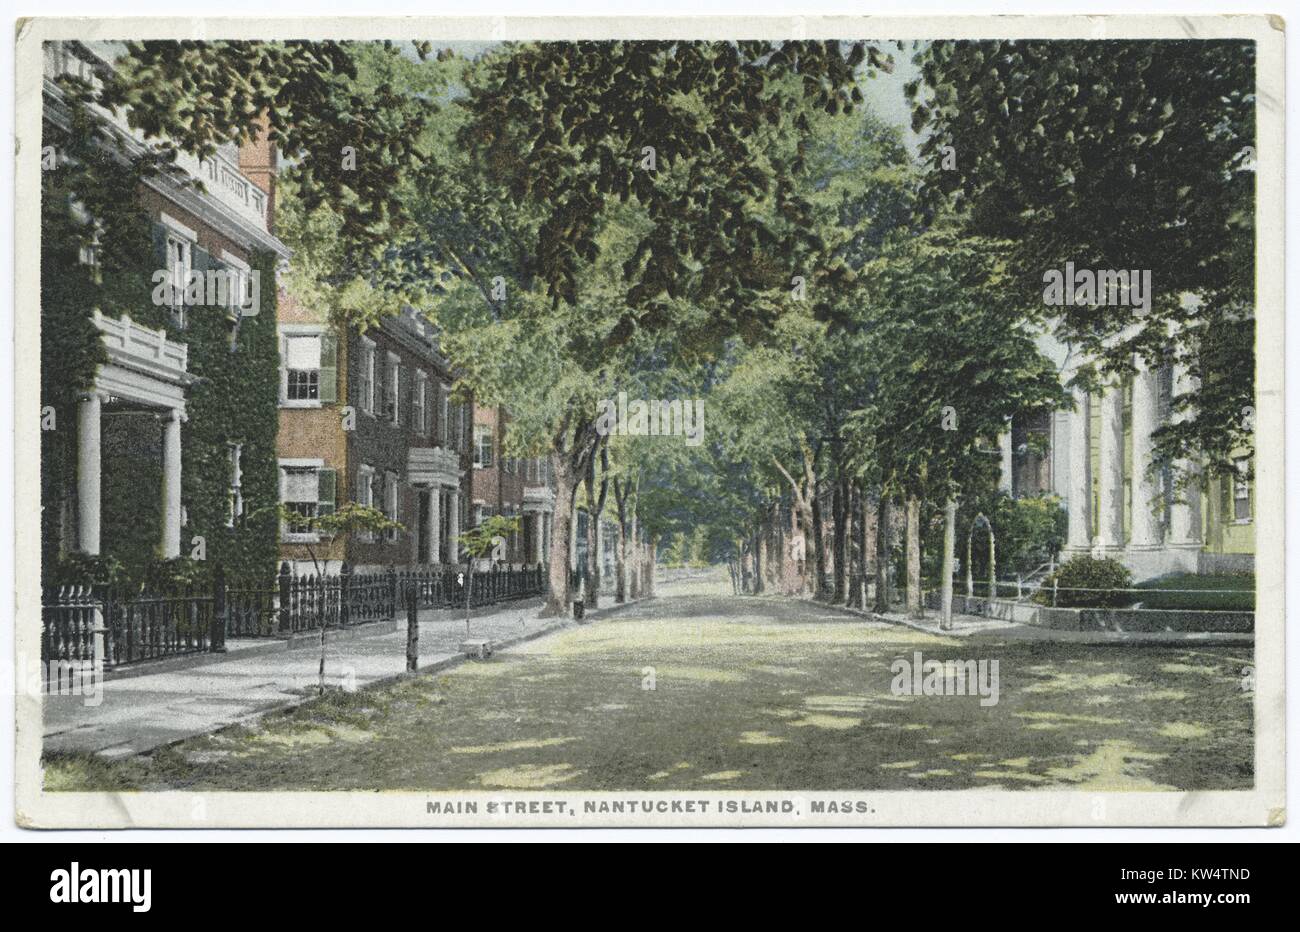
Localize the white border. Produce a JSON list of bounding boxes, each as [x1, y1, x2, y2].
[[4, 2, 1293, 841]]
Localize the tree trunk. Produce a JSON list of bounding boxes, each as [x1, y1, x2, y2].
[[752, 527, 765, 594], [628, 517, 640, 599], [771, 455, 816, 597], [832, 473, 849, 604], [542, 455, 579, 617], [854, 483, 868, 609], [582, 446, 610, 609], [764, 501, 779, 589], [811, 484, 828, 600], [906, 495, 923, 618], [873, 494, 891, 613], [771, 502, 786, 593], [645, 535, 658, 598], [584, 510, 599, 608], [614, 511, 627, 603], [940, 499, 957, 631]]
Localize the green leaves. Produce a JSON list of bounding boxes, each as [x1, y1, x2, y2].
[[94, 40, 445, 264], [458, 40, 881, 348], [907, 39, 1256, 477]]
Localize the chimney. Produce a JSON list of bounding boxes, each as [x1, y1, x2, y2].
[[238, 113, 277, 232]]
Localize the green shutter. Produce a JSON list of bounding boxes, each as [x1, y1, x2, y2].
[[152, 222, 168, 267], [318, 468, 337, 517], [319, 333, 338, 403]]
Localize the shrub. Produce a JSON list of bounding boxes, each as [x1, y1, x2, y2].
[[1038, 556, 1134, 608], [44, 553, 127, 589]]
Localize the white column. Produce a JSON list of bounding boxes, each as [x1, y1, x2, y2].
[[1065, 386, 1092, 552], [161, 409, 183, 558], [1129, 358, 1162, 550], [532, 513, 544, 564], [997, 428, 1014, 494], [431, 491, 442, 562], [543, 512, 552, 562], [76, 391, 102, 555], [1098, 383, 1125, 552], [1169, 363, 1203, 548], [447, 489, 460, 563]]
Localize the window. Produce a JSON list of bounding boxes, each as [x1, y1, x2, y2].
[[386, 353, 401, 423], [438, 385, 449, 446], [285, 335, 320, 400], [281, 330, 337, 405], [226, 265, 251, 316], [166, 233, 191, 329], [78, 237, 101, 284], [356, 339, 375, 414], [356, 466, 374, 509], [475, 426, 494, 469], [227, 443, 243, 528], [413, 371, 427, 435], [357, 465, 375, 541], [280, 463, 335, 540], [1233, 458, 1252, 522], [384, 472, 400, 542]]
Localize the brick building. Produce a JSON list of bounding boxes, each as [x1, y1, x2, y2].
[[276, 304, 473, 574], [41, 40, 290, 581], [471, 404, 555, 566]]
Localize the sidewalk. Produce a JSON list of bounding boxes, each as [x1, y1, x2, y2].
[[44, 596, 636, 758]]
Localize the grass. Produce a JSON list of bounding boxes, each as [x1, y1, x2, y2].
[[43, 594, 1253, 792], [1136, 574, 1255, 612]]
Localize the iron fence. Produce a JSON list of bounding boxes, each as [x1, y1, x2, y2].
[[96, 582, 215, 666], [41, 561, 550, 675]]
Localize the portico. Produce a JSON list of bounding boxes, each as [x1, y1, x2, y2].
[[522, 484, 556, 566], [408, 445, 463, 565], [1058, 353, 1202, 578], [75, 311, 193, 558]]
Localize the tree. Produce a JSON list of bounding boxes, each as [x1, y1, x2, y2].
[[263, 503, 401, 695], [89, 40, 444, 265], [458, 514, 522, 631], [908, 39, 1256, 478], [843, 224, 1067, 624], [461, 40, 890, 341]]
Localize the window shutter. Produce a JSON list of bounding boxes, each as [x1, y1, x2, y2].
[[278, 334, 288, 403], [152, 222, 168, 267], [319, 333, 338, 403], [318, 468, 337, 517]]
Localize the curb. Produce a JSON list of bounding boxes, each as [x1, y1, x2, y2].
[[782, 597, 1256, 646]]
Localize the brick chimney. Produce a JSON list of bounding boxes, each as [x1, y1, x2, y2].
[[238, 114, 277, 232]]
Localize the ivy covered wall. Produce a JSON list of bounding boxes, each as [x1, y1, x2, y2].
[[41, 103, 281, 586]]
